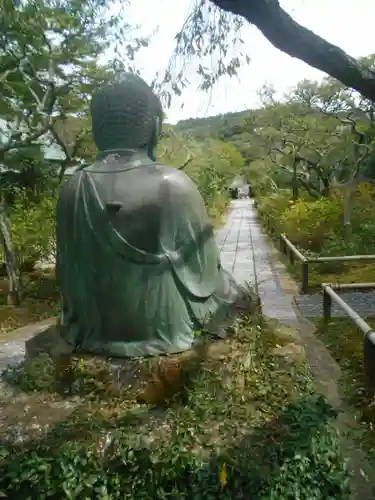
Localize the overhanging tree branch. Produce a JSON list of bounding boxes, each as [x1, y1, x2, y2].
[[210, 0, 375, 102]]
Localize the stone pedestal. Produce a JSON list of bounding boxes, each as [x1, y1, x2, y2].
[[25, 325, 74, 360]]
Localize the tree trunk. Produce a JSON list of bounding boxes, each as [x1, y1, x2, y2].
[[343, 189, 353, 243], [292, 161, 298, 201], [0, 200, 21, 305], [212, 0, 375, 102]]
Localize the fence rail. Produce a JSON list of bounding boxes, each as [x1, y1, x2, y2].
[[279, 234, 309, 293], [256, 203, 375, 390], [258, 210, 375, 293], [308, 255, 375, 263], [322, 283, 375, 392]]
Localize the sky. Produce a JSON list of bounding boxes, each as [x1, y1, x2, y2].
[[123, 0, 375, 124]]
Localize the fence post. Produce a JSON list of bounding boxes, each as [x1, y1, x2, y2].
[[323, 286, 332, 322], [301, 261, 308, 294], [289, 248, 295, 265], [364, 330, 375, 395], [280, 236, 285, 254]]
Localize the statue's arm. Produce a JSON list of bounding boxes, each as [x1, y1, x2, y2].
[[161, 167, 212, 227], [158, 166, 220, 297]]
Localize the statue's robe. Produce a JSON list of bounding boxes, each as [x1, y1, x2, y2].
[[56, 153, 246, 357]]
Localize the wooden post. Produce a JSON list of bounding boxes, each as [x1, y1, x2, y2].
[[364, 331, 375, 395], [301, 261, 308, 294], [289, 248, 295, 265], [323, 288, 332, 323]]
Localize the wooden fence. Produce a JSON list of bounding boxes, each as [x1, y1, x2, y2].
[[322, 283, 375, 392], [256, 202, 375, 391], [259, 210, 375, 294]]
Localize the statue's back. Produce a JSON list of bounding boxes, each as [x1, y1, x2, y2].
[[57, 155, 212, 257]]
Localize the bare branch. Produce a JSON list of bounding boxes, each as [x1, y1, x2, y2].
[[178, 153, 194, 170]]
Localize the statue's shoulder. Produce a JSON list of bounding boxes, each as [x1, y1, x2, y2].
[[154, 164, 197, 192], [57, 164, 91, 201]]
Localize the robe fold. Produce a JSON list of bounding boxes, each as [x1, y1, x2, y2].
[[56, 154, 245, 357]]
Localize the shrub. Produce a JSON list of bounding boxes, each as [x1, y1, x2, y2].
[[279, 197, 343, 251], [10, 193, 56, 267], [158, 131, 243, 223], [256, 191, 291, 233]]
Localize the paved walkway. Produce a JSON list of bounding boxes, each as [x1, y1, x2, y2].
[[0, 318, 56, 372], [218, 201, 374, 498], [217, 199, 298, 322], [218, 200, 375, 321]]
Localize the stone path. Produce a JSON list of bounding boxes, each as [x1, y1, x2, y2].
[[217, 199, 299, 323], [0, 318, 56, 373]]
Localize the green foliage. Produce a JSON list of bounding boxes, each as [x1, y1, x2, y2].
[[0, 0, 151, 304], [10, 193, 56, 265], [6, 353, 56, 392], [313, 317, 375, 462], [0, 148, 56, 205], [193, 139, 244, 203], [154, 2, 250, 105], [0, 0, 148, 169], [0, 272, 60, 339], [238, 69, 375, 262], [257, 178, 375, 261], [179, 61, 375, 205], [279, 198, 344, 251], [0, 316, 351, 499], [256, 191, 291, 233], [159, 129, 243, 222]]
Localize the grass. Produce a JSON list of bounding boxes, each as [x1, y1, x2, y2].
[[256, 201, 375, 290], [282, 261, 375, 293], [308, 262, 375, 289], [269, 240, 375, 292], [312, 317, 375, 460], [0, 313, 351, 499], [0, 271, 60, 342]]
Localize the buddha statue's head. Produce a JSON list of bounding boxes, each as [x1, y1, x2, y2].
[[91, 73, 163, 161]]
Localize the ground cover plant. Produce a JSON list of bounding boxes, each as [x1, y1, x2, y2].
[[256, 187, 375, 288], [312, 317, 375, 461], [0, 313, 351, 499]]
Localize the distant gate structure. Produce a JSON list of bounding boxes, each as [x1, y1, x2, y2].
[[229, 175, 251, 199]]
